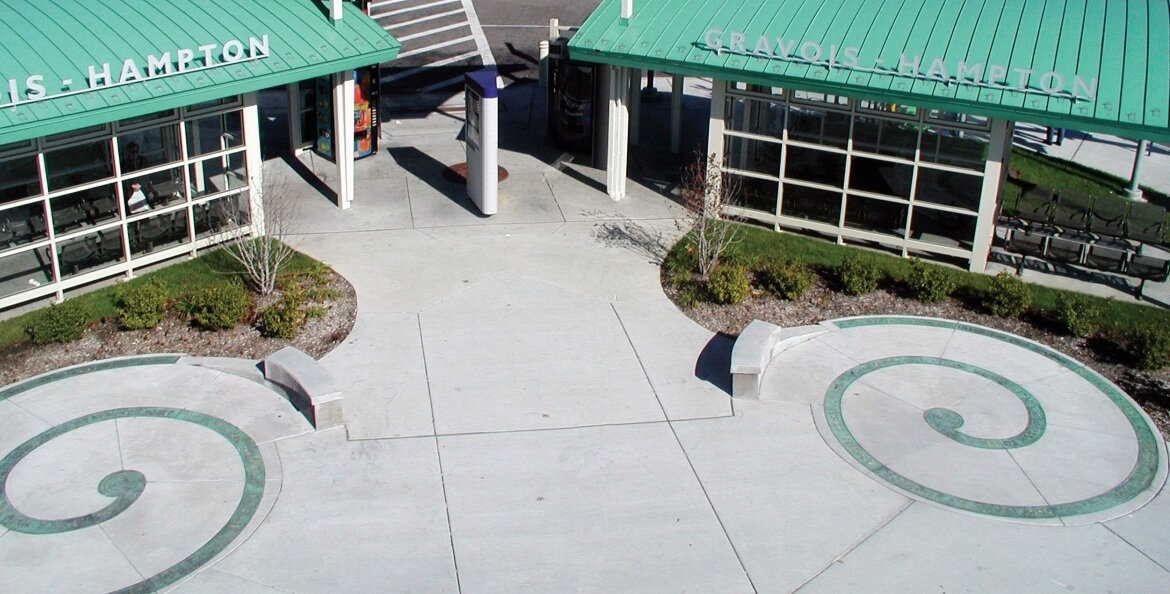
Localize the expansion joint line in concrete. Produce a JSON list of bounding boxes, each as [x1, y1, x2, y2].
[[1103, 523, 1170, 574], [543, 173, 568, 222], [610, 304, 756, 591], [416, 312, 463, 593], [791, 499, 916, 593]]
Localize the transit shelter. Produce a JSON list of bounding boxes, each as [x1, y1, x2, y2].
[[567, 0, 1170, 271], [0, 0, 398, 309]]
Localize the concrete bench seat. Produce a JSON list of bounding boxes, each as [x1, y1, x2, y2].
[[262, 346, 343, 429], [731, 320, 829, 399]]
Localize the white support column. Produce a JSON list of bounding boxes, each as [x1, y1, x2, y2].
[[331, 0, 343, 21], [605, 65, 630, 201], [706, 80, 727, 213], [242, 92, 266, 236], [970, 118, 1012, 272], [670, 73, 684, 154], [706, 80, 726, 163], [628, 68, 641, 146], [333, 71, 355, 209]]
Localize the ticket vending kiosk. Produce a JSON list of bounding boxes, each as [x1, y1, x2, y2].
[[464, 69, 498, 216], [313, 66, 380, 161]]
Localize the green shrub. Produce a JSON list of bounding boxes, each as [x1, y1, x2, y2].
[[115, 278, 170, 330], [181, 283, 251, 331], [1053, 293, 1104, 338], [257, 299, 305, 339], [1129, 326, 1170, 371], [677, 282, 702, 308], [24, 300, 89, 344], [757, 260, 814, 301], [984, 272, 1033, 318], [837, 252, 882, 295], [906, 259, 957, 303], [665, 268, 692, 290], [303, 286, 341, 302], [707, 263, 751, 304]]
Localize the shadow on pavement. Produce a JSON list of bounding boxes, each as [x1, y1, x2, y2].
[[695, 332, 735, 396], [387, 146, 487, 218], [281, 154, 338, 206]]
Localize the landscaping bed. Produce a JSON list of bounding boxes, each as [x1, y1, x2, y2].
[[663, 224, 1170, 438], [0, 247, 357, 388]]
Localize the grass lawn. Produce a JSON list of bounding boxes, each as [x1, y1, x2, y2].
[[0, 247, 329, 349]]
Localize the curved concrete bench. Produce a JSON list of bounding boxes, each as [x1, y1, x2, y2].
[[262, 346, 343, 429], [731, 320, 830, 399]]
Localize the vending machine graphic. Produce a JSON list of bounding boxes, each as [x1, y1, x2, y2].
[[314, 66, 380, 161]]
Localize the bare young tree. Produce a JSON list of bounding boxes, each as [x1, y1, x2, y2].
[[677, 149, 741, 278], [221, 170, 300, 296]]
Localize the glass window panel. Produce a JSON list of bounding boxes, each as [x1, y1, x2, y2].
[[0, 244, 55, 298], [845, 195, 908, 236], [919, 126, 988, 170], [1, 154, 41, 204], [849, 157, 914, 199], [780, 183, 842, 226], [0, 139, 33, 153], [126, 165, 187, 210], [727, 174, 779, 214], [94, 227, 126, 267], [50, 184, 115, 235], [1, 202, 48, 250], [55, 229, 119, 277], [195, 194, 250, 239], [189, 153, 247, 198], [909, 207, 976, 248], [926, 110, 990, 130], [87, 190, 121, 226], [185, 111, 244, 157], [724, 97, 785, 139], [119, 123, 181, 174], [724, 135, 781, 177], [185, 96, 241, 114], [785, 145, 846, 187], [130, 211, 187, 256], [787, 105, 849, 148], [857, 100, 918, 118], [44, 139, 113, 192], [914, 168, 983, 211], [853, 117, 919, 159], [118, 109, 176, 129], [791, 90, 849, 107], [44, 124, 108, 145]]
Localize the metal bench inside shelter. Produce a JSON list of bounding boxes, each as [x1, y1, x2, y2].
[[1003, 187, 1170, 297]]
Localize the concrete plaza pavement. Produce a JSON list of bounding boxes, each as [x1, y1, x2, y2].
[[3, 79, 1170, 592]]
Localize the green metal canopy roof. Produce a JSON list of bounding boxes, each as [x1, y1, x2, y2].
[[0, 0, 399, 145], [569, 0, 1170, 142]]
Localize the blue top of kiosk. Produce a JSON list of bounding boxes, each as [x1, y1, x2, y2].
[[465, 69, 498, 99]]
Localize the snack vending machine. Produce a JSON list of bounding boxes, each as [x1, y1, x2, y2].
[[313, 66, 380, 161]]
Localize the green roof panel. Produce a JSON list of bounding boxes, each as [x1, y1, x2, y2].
[[569, 0, 1170, 142], [0, 0, 399, 145]]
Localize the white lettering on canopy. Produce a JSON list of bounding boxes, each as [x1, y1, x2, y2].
[[700, 28, 1097, 102], [2, 35, 271, 107]]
